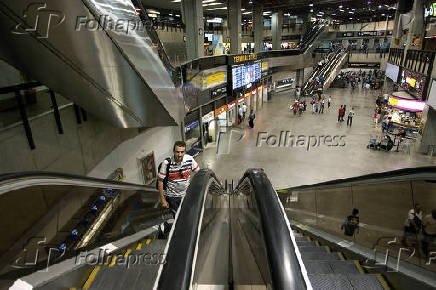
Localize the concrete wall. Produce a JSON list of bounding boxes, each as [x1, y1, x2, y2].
[[338, 20, 394, 32], [0, 105, 180, 183], [348, 53, 388, 70]]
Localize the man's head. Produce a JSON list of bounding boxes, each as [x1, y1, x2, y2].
[[415, 203, 422, 213], [352, 208, 359, 216], [173, 141, 186, 163]]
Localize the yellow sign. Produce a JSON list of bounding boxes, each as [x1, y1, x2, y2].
[[204, 72, 226, 89], [233, 53, 257, 63], [261, 61, 268, 71]]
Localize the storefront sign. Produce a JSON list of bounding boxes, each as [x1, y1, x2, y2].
[[238, 97, 245, 103], [202, 111, 214, 123], [245, 92, 251, 98], [251, 89, 257, 95], [215, 105, 227, 116], [258, 86, 262, 91], [228, 100, 237, 109], [232, 53, 257, 64], [185, 120, 199, 133], [211, 86, 227, 98], [388, 96, 426, 112]]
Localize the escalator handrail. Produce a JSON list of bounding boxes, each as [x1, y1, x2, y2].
[[155, 169, 222, 290], [287, 166, 436, 192], [0, 171, 157, 195], [236, 169, 311, 290]]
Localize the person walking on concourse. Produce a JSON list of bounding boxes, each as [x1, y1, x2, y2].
[[347, 108, 355, 126]]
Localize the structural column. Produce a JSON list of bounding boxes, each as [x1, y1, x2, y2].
[[296, 68, 304, 87], [253, 3, 264, 53], [182, 0, 204, 60], [228, 0, 242, 54], [271, 11, 283, 50]]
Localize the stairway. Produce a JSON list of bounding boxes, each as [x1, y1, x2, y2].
[[293, 231, 390, 290]]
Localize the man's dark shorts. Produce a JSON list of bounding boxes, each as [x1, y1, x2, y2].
[[166, 196, 182, 214]]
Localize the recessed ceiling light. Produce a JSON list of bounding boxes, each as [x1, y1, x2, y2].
[[339, 5, 343, 8], [309, 3, 314, 7], [310, 9, 313, 12], [203, 0, 215, 3]]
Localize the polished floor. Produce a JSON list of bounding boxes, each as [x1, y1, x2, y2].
[[196, 87, 436, 189]]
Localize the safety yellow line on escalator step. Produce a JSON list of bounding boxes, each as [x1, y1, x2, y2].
[[314, 240, 320, 247], [306, 236, 311, 241], [146, 238, 152, 245], [376, 274, 391, 290], [108, 256, 117, 267], [353, 260, 365, 274], [124, 249, 132, 258], [324, 246, 331, 253], [337, 252, 346, 261], [136, 242, 142, 250], [83, 266, 100, 289]]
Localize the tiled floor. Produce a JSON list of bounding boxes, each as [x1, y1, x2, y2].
[[196, 87, 436, 189]]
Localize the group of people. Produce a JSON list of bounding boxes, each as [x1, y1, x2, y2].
[[334, 69, 382, 90], [238, 102, 256, 128], [340, 204, 436, 259], [403, 204, 436, 259], [338, 105, 355, 126], [310, 96, 330, 114]]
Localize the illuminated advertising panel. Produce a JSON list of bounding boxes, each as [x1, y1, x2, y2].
[[388, 96, 426, 112]]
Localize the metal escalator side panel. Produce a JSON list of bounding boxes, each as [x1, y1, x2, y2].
[[82, 0, 184, 125], [0, 0, 178, 128], [242, 170, 310, 290]]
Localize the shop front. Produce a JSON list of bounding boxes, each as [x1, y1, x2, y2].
[[184, 119, 201, 155], [202, 109, 216, 148], [386, 93, 426, 136], [216, 105, 227, 133], [257, 86, 263, 110], [228, 100, 237, 126]]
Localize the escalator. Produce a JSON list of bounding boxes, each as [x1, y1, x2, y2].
[[302, 49, 348, 96], [3, 167, 433, 289], [0, 0, 183, 128]]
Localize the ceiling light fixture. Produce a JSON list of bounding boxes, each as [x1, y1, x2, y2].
[[203, 0, 216, 3], [339, 5, 343, 8], [309, 3, 314, 7]]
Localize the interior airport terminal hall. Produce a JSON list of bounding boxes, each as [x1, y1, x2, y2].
[[2, 0, 436, 289]]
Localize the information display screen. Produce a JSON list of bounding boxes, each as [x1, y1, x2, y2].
[[232, 62, 261, 90], [385, 62, 399, 82]]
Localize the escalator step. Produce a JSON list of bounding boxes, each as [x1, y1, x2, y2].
[[303, 261, 360, 275], [308, 274, 386, 290], [298, 246, 327, 253], [301, 252, 341, 261], [295, 236, 309, 242], [329, 261, 361, 274], [347, 274, 386, 290], [296, 241, 316, 247], [309, 274, 353, 290]]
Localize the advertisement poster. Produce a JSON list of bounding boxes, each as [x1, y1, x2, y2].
[[140, 152, 157, 185]]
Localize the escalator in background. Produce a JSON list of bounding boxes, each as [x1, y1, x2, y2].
[[0, 172, 172, 289], [0, 0, 183, 128], [302, 49, 348, 96], [279, 166, 436, 290]]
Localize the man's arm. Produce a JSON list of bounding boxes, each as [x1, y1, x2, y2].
[[158, 178, 168, 208]]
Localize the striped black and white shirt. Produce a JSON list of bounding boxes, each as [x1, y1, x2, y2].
[[157, 155, 199, 197]]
